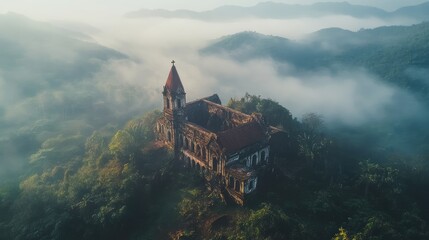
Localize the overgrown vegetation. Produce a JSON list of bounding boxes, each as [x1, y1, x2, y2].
[[1, 92, 429, 239], [0, 110, 168, 239]]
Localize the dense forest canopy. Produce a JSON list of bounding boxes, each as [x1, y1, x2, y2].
[[1, 93, 428, 239]]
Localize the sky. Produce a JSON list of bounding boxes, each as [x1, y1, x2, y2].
[[0, 0, 428, 21]]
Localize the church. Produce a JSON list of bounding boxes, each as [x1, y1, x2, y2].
[[155, 61, 279, 205]]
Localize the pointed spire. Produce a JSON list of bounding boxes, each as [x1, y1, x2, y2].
[[165, 60, 184, 92]]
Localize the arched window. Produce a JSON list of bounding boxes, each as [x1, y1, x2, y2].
[[191, 142, 195, 152], [185, 138, 189, 149], [249, 179, 255, 190], [167, 131, 172, 142], [229, 176, 234, 188], [235, 180, 241, 192], [260, 151, 266, 162], [213, 157, 218, 173], [252, 154, 257, 166], [202, 148, 207, 160], [177, 98, 181, 108], [196, 145, 201, 156]]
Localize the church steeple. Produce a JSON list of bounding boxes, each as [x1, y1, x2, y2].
[[163, 60, 186, 117], [165, 60, 184, 93]]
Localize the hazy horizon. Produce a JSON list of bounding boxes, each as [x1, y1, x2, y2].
[[1, 0, 428, 21], [0, 0, 425, 127]]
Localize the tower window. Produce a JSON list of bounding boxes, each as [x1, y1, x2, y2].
[[229, 176, 234, 187], [213, 157, 218, 172], [249, 179, 255, 190], [252, 154, 257, 166], [235, 180, 241, 192], [177, 99, 181, 108], [166, 98, 170, 109]]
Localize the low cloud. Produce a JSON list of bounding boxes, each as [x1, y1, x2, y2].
[[78, 44, 423, 127], [189, 57, 424, 126], [405, 67, 429, 86], [86, 17, 424, 127], [0, 13, 426, 178]]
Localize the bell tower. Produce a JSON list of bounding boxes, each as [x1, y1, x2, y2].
[[157, 60, 187, 150], [163, 60, 186, 120]]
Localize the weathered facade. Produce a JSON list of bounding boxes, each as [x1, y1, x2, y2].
[[156, 62, 275, 205]]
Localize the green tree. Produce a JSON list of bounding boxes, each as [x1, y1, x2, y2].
[[332, 227, 351, 240], [227, 93, 296, 130], [124, 110, 161, 143], [297, 113, 331, 172], [29, 134, 85, 171], [230, 203, 303, 240], [352, 215, 401, 240], [109, 130, 136, 161], [178, 188, 210, 224], [358, 160, 401, 197], [85, 131, 106, 163]]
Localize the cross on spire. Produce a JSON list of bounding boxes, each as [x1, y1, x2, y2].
[[164, 60, 184, 92]]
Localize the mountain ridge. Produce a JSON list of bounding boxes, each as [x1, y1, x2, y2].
[[201, 22, 429, 103], [125, 1, 429, 21], [0, 13, 130, 128]]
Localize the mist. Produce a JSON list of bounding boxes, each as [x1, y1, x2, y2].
[[0, 4, 427, 178], [85, 16, 424, 125]]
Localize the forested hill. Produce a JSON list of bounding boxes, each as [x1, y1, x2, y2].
[[0, 13, 127, 132], [201, 22, 429, 103], [0, 13, 154, 179], [1, 93, 428, 240]]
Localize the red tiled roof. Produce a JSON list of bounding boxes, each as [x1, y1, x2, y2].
[[216, 121, 266, 153], [186, 94, 221, 109], [165, 65, 184, 92]]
